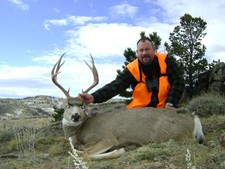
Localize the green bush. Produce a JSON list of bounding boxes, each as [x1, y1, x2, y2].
[[186, 92, 225, 117], [0, 129, 14, 142], [51, 106, 64, 122]]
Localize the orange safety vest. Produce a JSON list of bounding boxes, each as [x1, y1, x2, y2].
[[127, 52, 171, 108]]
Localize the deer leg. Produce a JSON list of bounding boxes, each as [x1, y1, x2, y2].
[[75, 139, 117, 156], [85, 138, 119, 155], [82, 137, 125, 160], [89, 148, 125, 160]]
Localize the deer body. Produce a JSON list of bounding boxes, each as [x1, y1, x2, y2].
[[51, 54, 204, 160], [62, 104, 204, 160], [77, 108, 194, 144]]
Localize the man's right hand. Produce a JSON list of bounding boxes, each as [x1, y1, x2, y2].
[[79, 93, 94, 105]]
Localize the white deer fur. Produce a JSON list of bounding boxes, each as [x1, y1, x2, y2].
[[62, 97, 205, 160]]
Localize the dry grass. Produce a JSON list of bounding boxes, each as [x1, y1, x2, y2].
[[0, 94, 225, 169], [0, 117, 52, 132]]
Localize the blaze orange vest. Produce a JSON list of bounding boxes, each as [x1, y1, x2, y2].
[[127, 52, 171, 108]]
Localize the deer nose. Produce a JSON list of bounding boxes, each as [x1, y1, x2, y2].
[[71, 113, 80, 122], [196, 134, 205, 144], [198, 136, 205, 144]]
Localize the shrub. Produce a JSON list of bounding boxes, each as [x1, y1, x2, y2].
[[0, 129, 14, 142], [186, 92, 225, 117], [51, 106, 64, 122]]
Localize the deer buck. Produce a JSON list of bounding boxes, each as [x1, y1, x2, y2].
[[51, 53, 205, 160]]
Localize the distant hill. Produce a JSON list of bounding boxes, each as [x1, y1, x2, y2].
[[0, 95, 56, 120]]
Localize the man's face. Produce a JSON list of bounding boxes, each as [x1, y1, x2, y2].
[[136, 40, 155, 65]]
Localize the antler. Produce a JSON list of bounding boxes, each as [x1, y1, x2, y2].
[[82, 54, 99, 93], [51, 53, 99, 99], [51, 53, 71, 99]]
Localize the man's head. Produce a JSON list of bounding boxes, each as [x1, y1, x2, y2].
[[136, 38, 155, 65]]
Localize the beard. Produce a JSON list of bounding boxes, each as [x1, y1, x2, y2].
[[140, 54, 153, 65]]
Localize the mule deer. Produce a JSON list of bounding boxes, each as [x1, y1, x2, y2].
[[51, 54, 205, 160]]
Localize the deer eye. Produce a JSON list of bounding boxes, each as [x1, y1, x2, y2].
[[66, 104, 71, 109], [80, 104, 85, 109]]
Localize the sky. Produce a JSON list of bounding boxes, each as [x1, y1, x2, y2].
[[0, 0, 225, 99]]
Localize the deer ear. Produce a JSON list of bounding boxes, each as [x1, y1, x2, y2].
[[86, 105, 102, 116]]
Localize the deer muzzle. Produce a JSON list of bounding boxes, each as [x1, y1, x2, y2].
[[71, 113, 81, 122]]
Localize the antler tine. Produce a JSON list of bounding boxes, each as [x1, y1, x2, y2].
[[51, 53, 71, 99], [82, 54, 99, 93]]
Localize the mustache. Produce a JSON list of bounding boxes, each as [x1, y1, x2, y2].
[[141, 54, 150, 58]]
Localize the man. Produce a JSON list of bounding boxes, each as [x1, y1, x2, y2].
[[80, 37, 184, 108]]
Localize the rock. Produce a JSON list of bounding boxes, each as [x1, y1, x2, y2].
[[196, 62, 225, 94]]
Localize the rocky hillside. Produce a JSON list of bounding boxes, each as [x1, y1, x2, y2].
[[0, 95, 57, 120], [0, 95, 126, 120]]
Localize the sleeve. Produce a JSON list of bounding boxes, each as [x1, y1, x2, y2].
[[91, 68, 137, 103], [165, 56, 185, 106]]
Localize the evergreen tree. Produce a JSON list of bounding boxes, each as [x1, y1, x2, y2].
[[140, 31, 162, 50], [51, 106, 64, 122], [164, 13, 208, 97], [208, 59, 221, 70], [117, 48, 136, 100]]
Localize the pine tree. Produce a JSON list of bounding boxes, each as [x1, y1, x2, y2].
[[164, 13, 208, 97]]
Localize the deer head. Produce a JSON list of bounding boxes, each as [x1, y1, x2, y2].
[[51, 53, 99, 126]]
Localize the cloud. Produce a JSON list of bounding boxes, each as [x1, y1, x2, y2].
[[44, 19, 68, 31], [53, 7, 61, 13], [109, 3, 138, 18], [63, 23, 140, 59], [153, 0, 225, 24], [0, 65, 53, 98], [7, 0, 29, 11], [0, 56, 122, 98], [0, 65, 50, 83], [68, 16, 107, 25], [44, 16, 107, 31]]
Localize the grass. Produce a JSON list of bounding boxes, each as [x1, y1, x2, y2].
[[0, 93, 225, 169]]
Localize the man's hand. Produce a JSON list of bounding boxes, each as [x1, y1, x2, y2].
[[165, 102, 174, 108], [79, 93, 94, 105]]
